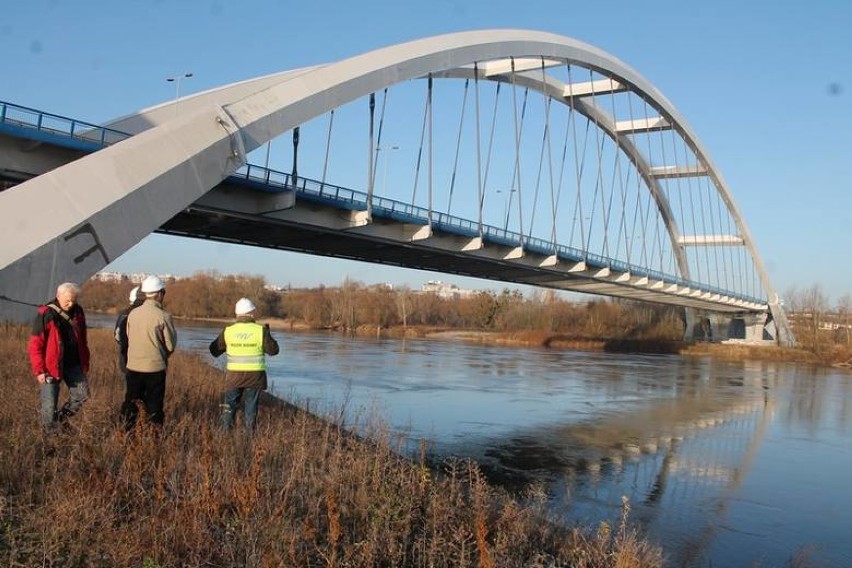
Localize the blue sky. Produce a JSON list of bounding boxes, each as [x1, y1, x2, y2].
[[3, 0, 850, 301]]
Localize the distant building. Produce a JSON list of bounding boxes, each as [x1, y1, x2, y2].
[[819, 321, 852, 331], [91, 271, 126, 282], [92, 271, 176, 284], [420, 280, 477, 299]]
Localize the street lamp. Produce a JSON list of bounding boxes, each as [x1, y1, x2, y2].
[[166, 72, 193, 117], [376, 145, 399, 195]]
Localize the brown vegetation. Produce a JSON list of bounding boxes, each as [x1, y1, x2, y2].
[[84, 272, 685, 339], [782, 285, 852, 367], [0, 325, 661, 566], [83, 274, 852, 366]]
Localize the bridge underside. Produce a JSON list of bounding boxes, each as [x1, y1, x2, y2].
[[159, 193, 760, 314]]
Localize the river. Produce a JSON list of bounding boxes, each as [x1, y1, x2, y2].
[[92, 315, 852, 567]]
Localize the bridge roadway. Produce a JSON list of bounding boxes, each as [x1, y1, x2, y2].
[[0, 99, 766, 316]]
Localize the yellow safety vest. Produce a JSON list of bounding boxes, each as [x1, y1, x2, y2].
[[224, 322, 266, 371]]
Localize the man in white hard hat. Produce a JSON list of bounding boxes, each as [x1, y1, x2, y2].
[[209, 297, 279, 431], [27, 282, 90, 430], [114, 285, 144, 423], [124, 275, 177, 429]]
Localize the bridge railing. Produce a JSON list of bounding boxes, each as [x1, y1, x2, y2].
[[0, 100, 130, 150], [0, 99, 763, 305]]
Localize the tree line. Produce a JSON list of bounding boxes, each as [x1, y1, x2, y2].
[[82, 272, 685, 340], [784, 284, 851, 359]]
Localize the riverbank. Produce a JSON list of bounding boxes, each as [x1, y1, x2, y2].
[[220, 315, 848, 368], [0, 325, 661, 566]]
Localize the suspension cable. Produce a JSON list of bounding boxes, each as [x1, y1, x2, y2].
[[645, 100, 672, 277], [607, 79, 631, 266], [641, 96, 665, 274], [696, 146, 719, 290], [509, 57, 526, 242], [447, 78, 470, 213], [714, 175, 734, 293], [627, 92, 648, 268], [427, 74, 434, 229], [372, 88, 389, 191], [585, 69, 608, 259], [720, 182, 743, 296], [669, 122, 702, 285], [474, 63, 485, 237], [321, 110, 334, 188], [567, 64, 590, 254], [411, 83, 429, 205], [480, 82, 502, 211], [528, 111, 547, 239], [554, 64, 574, 249], [367, 93, 375, 219], [542, 58, 558, 249], [628, 87, 650, 270], [527, 61, 550, 242], [509, 85, 530, 232]]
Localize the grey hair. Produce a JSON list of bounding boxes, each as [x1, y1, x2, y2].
[[56, 282, 80, 297]]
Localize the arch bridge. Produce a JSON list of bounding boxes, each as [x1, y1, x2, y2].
[[0, 30, 793, 344]]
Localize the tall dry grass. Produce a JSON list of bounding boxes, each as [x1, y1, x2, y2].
[[0, 323, 661, 567]]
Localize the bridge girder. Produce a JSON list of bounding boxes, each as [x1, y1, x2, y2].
[[160, 195, 762, 313]]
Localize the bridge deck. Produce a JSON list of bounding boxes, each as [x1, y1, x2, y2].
[[0, 100, 767, 313]]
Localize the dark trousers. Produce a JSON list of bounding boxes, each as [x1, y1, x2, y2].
[[221, 388, 261, 431], [121, 370, 167, 430]]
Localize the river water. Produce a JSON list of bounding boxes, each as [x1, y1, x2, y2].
[[92, 316, 852, 567]]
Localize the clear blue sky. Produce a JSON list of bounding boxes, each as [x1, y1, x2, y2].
[[3, 0, 850, 301]]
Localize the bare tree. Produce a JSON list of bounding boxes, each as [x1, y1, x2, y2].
[[395, 286, 413, 329], [837, 294, 851, 346]]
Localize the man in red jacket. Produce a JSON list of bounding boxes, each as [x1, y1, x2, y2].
[[27, 282, 90, 429]]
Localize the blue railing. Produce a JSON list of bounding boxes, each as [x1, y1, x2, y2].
[[0, 100, 130, 150], [0, 99, 765, 305]]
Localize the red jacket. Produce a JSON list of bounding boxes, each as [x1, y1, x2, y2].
[[27, 301, 90, 379]]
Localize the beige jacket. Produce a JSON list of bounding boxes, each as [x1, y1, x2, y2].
[[126, 299, 177, 372]]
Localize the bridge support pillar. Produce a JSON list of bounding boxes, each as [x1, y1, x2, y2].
[[722, 313, 775, 343], [739, 313, 773, 342], [688, 311, 773, 344], [683, 308, 697, 342]]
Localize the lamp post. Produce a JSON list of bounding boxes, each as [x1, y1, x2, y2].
[[376, 145, 399, 195], [166, 72, 193, 117]]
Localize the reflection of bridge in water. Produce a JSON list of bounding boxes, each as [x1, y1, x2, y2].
[[478, 365, 773, 566]]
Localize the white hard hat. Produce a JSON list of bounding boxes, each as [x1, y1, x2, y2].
[[129, 286, 140, 303], [235, 297, 256, 315], [140, 275, 165, 293]]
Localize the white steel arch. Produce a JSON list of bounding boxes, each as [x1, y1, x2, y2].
[[0, 30, 792, 343]]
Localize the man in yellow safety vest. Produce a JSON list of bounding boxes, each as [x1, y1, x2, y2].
[[208, 297, 280, 431]]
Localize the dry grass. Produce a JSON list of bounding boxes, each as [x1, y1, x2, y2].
[[680, 342, 832, 364], [0, 324, 661, 567]]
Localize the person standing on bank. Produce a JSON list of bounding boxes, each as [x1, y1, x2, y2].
[[27, 282, 90, 430], [114, 285, 143, 421], [123, 276, 177, 429], [209, 298, 279, 431]]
